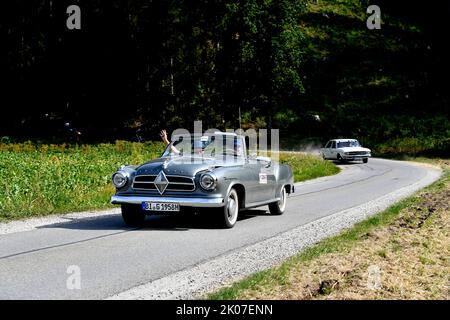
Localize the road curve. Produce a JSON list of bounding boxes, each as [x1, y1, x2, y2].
[[0, 158, 441, 299]]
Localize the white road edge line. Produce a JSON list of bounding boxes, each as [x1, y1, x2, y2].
[[105, 163, 441, 300], [0, 209, 121, 236]]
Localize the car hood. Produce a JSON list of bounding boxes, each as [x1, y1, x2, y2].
[[135, 156, 241, 177], [339, 147, 371, 152]]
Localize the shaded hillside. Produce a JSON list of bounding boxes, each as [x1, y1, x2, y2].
[[286, 0, 449, 152]]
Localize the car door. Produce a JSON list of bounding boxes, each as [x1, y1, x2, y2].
[[323, 141, 331, 158], [256, 156, 277, 201], [242, 157, 274, 204], [330, 141, 338, 159]]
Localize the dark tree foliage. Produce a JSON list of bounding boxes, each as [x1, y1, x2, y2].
[[0, 0, 306, 141], [0, 0, 448, 145]]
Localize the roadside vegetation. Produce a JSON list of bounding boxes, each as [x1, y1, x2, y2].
[[0, 142, 339, 222], [279, 153, 339, 182], [373, 137, 450, 158], [281, 0, 449, 158], [0, 141, 163, 221], [208, 159, 449, 300]]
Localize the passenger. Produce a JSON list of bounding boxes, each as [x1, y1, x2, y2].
[[159, 129, 170, 146], [159, 129, 180, 155], [160, 129, 204, 156]]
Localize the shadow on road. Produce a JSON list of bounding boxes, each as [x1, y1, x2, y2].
[[37, 209, 267, 232]]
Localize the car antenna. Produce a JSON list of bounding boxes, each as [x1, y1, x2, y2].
[[238, 107, 242, 133]]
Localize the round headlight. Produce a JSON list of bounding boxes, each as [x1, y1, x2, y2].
[[112, 172, 128, 188], [200, 173, 217, 191]]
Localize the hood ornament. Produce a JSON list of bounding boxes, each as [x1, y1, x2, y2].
[[154, 171, 169, 195]]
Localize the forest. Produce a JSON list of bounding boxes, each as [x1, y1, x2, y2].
[[0, 0, 449, 154]]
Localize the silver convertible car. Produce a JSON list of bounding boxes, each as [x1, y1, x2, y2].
[[111, 132, 294, 228]]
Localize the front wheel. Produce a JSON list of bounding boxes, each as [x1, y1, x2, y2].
[[269, 187, 287, 215], [121, 204, 146, 227], [217, 188, 239, 228], [337, 154, 345, 163], [363, 158, 368, 163]]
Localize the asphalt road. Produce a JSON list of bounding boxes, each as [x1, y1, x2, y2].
[[0, 158, 440, 299]]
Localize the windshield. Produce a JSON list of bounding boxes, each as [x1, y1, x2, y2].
[[337, 140, 361, 148], [162, 134, 245, 159]]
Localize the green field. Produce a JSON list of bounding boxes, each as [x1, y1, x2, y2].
[[0, 141, 164, 221], [0, 142, 339, 222]]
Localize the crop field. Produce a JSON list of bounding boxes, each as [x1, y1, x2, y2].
[[0, 142, 339, 221]]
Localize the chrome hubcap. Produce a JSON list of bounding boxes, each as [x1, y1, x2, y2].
[[227, 192, 238, 223], [278, 188, 286, 211]]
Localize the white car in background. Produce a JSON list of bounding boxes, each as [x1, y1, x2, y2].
[[320, 139, 371, 163]]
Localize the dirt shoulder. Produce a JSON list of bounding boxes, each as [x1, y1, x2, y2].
[[210, 159, 449, 300]]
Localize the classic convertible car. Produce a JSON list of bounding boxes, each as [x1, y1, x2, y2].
[[111, 132, 295, 228], [320, 139, 371, 163]]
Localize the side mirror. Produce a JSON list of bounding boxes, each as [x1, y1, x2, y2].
[[256, 156, 272, 168]]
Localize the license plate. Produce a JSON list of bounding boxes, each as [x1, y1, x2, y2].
[[141, 202, 180, 212]]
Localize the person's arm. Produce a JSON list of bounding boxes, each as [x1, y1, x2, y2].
[[160, 130, 170, 145], [160, 129, 180, 154]]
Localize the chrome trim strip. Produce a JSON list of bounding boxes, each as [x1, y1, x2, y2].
[[165, 187, 196, 192], [168, 182, 194, 185], [111, 195, 224, 207], [244, 198, 281, 209], [165, 174, 196, 179]]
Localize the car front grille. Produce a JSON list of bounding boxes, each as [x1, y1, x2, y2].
[[348, 151, 367, 155], [132, 175, 195, 192]]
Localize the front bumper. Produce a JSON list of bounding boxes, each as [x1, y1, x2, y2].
[[342, 154, 370, 160], [111, 195, 225, 207]]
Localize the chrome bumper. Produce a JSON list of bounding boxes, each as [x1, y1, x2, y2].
[[342, 154, 370, 159], [111, 195, 225, 207]]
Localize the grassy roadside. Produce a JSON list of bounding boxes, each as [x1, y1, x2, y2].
[[279, 153, 339, 182], [0, 142, 339, 222], [208, 159, 449, 300], [0, 141, 164, 222]]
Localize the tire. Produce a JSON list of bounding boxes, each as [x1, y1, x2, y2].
[[337, 154, 345, 163], [217, 188, 239, 228], [321, 153, 327, 160], [121, 204, 146, 227], [363, 158, 368, 163], [269, 187, 287, 215]]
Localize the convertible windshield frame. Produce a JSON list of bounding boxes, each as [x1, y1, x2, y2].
[[161, 134, 247, 161]]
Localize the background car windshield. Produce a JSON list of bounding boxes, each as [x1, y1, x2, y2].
[[337, 140, 360, 148]]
